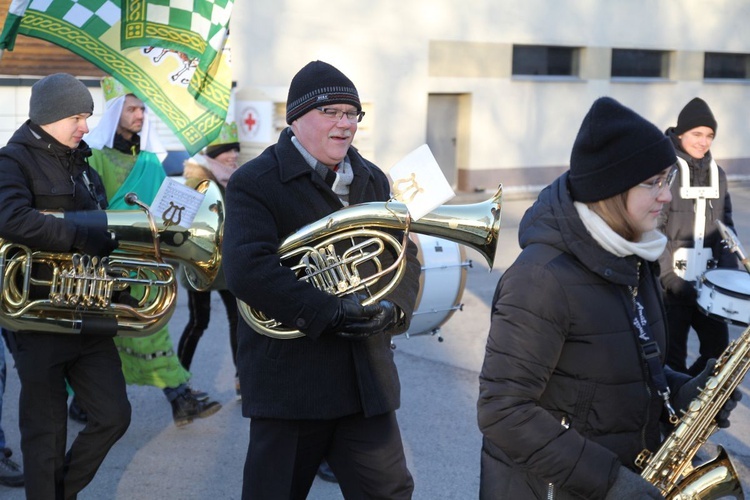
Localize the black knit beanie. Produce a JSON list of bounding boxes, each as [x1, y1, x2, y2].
[[285, 61, 361, 124], [674, 97, 717, 136], [568, 97, 676, 203], [206, 142, 240, 158], [29, 73, 94, 125]]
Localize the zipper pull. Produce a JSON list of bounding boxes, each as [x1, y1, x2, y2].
[[70, 175, 76, 198]]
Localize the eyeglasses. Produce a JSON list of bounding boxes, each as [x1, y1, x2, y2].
[[316, 107, 365, 123], [637, 167, 678, 195]]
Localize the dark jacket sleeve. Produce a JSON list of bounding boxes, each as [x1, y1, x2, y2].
[[477, 258, 619, 499], [717, 188, 738, 269], [0, 154, 78, 252]]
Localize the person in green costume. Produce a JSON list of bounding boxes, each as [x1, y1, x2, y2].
[[82, 76, 222, 427]]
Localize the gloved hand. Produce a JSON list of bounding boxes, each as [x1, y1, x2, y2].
[[604, 466, 664, 499], [672, 359, 742, 428], [664, 275, 697, 301], [336, 299, 398, 340], [326, 295, 396, 340], [79, 226, 119, 257]]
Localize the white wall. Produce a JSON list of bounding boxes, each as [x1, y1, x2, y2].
[[228, 0, 750, 186], [2, 0, 749, 189]]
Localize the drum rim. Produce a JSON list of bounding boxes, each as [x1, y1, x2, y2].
[[701, 269, 750, 300]]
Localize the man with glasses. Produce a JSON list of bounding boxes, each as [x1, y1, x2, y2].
[[658, 98, 737, 376], [224, 60, 421, 499]]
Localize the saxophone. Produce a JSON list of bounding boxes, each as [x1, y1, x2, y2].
[[637, 325, 748, 498], [637, 219, 748, 499]]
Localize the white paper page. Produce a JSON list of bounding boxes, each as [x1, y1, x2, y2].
[[150, 177, 205, 228], [389, 144, 455, 220]]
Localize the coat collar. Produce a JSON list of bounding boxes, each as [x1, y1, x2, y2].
[[274, 128, 377, 203]]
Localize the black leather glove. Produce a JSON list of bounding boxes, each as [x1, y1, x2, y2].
[[672, 359, 742, 428], [677, 278, 698, 301], [79, 226, 119, 257], [327, 295, 396, 340], [604, 466, 664, 499]]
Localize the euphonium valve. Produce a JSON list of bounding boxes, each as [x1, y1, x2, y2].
[[0, 179, 223, 337], [238, 184, 503, 339]]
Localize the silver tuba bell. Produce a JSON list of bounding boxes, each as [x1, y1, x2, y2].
[[0, 179, 223, 337], [238, 185, 503, 339]]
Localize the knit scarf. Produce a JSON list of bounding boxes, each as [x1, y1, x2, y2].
[[291, 134, 354, 205], [574, 201, 667, 261]]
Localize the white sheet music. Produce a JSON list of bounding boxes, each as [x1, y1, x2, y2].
[[150, 177, 205, 228], [388, 144, 455, 220]]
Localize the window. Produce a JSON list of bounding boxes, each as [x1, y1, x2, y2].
[[611, 49, 668, 78], [704, 52, 750, 79], [512, 45, 578, 76]]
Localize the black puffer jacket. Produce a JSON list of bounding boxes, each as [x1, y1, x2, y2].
[[478, 173, 685, 499], [658, 129, 736, 303], [0, 121, 108, 251]]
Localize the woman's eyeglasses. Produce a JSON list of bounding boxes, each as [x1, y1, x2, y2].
[[637, 167, 678, 195]]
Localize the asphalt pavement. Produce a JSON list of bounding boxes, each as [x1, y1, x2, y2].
[[2, 183, 750, 499]]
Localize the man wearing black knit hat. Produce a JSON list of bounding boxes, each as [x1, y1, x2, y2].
[[658, 97, 738, 376], [224, 61, 420, 499], [0, 73, 130, 498]]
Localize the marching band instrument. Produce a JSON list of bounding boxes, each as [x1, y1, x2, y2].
[[0, 179, 223, 337], [637, 217, 749, 499], [402, 234, 470, 340], [238, 185, 503, 339]]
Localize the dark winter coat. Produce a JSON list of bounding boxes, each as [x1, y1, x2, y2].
[[0, 120, 108, 252], [658, 129, 736, 304], [224, 128, 420, 420], [477, 173, 685, 499]]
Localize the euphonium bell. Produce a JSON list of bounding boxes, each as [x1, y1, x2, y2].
[[0, 179, 223, 337], [238, 184, 503, 339]]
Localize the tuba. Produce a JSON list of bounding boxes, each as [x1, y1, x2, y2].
[[0, 179, 223, 337], [238, 185, 503, 339]]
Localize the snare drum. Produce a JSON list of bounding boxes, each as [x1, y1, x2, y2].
[[696, 269, 750, 326], [404, 234, 470, 337]]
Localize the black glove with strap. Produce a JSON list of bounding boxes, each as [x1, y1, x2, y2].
[[77, 226, 119, 258], [66, 210, 119, 258], [327, 295, 398, 340], [672, 359, 743, 428], [604, 466, 664, 499]]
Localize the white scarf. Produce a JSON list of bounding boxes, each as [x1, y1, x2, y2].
[[574, 201, 667, 261]]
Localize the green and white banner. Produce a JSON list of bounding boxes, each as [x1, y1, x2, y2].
[[0, 0, 233, 155]]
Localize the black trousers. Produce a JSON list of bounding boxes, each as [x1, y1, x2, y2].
[[243, 411, 414, 500], [9, 331, 131, 500], [177, 289, 239, 371], [665, 301, 729, 376]]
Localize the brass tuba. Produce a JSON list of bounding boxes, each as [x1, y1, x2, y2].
[[0, 179, 223, 337], [238, 185, 503, 339]]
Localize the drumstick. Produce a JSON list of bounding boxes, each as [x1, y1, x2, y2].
[[715, 219, 750, 274]]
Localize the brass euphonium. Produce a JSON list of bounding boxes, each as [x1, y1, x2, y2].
[[238, 184, 503, 339], [0, 179, 223, 337]]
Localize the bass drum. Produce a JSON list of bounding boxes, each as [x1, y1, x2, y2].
[[403, 234, 471, 339], [696, 269, 750, 326]]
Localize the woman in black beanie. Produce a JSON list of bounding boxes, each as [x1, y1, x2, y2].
[[477, 97, 740, 499], [657, 97, 737, 377]]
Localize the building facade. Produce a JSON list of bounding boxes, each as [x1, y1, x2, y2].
[[2, 0, 749, 193]]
